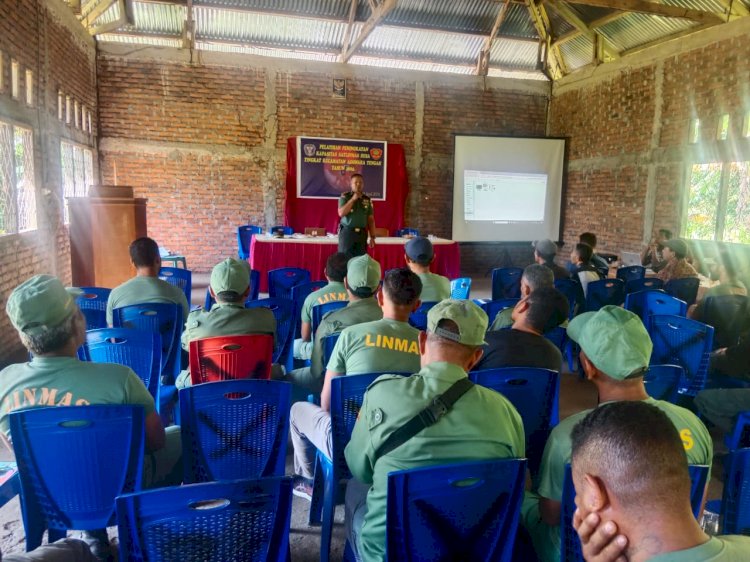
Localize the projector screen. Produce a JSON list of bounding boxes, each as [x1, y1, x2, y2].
[[452, 135, 566, 242]]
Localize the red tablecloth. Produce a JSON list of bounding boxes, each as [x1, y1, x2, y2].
[[250, 236, 460, 292]]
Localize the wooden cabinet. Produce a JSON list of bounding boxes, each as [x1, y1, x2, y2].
[[68, 196, 147, 288]]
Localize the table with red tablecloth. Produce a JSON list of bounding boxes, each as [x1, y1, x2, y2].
[[249, 235, 460, 293]]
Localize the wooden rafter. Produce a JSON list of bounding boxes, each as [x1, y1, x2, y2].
[[340, 0, 397, 63], [340, 0, 358, 59], [526, 0, 566, 79], [714, 0, 750, 18], [68, 0, 82, 15], [564, 0, 724, 24], [620, 21, 718, 56], [182, 0, 194, 49], [476, 0, 512, 75], [546, 0, 619, 60], [81, 0, 118, 27]]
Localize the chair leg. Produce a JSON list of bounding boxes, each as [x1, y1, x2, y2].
[[320, 461, 336, 562], [308, 454, 325, 526]]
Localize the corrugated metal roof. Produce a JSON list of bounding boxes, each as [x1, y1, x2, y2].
[[98, 32, 183, 47], [196, 0, 353, 19], [350, 54, 475, 75], [558, 34, 594, 72], [121, 1, 185, 35], [598, 13, 697, 52], [197, 40, 339, 61], [361, 25, 482, 63], [489, 37, 539, 69]]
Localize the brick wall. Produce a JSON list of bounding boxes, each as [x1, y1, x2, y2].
[[0, 0, 96, 365]]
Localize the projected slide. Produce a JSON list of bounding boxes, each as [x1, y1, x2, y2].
[[464, 171, 547, 223]]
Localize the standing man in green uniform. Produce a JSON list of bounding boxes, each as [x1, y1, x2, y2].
[[344, 300, 525, 562], [3, 275, 182, 558], [288, 268, 423, 499], [287, 255, 383, 393], [338, 173, 377, 258], [404, 236, 451, 302], [523, 306, 713, 562], [293, 252, 349, 361], [175, 258, 277, 388], [106, 237, 189, 326], [571, 402, 750, 562]]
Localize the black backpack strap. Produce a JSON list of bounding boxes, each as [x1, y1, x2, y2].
[[374, 378, 474, 458]]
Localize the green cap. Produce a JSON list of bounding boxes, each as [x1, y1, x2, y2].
[[567, 305, 652, 380], [6, 275, 83, 335], [427, 299, 488, 346], [210, 258, 250, 294], [346, 255, 381, 294]]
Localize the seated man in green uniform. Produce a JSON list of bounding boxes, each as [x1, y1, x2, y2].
[[403, 236, 450, 303], [344, 299, 525, 562], [106, 236, 189, 326], [489, 263, 555, 331], [293, 251, 349, 361], [175, 258, 276, 388], [338, 173, 377, 258], [3, 275, 182, 559], [287, 255, 383, 394], [571, 401, 750, 562], [288, 268, 423, 499], [523, 306, 712, 562]]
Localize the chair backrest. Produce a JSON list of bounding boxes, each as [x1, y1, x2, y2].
[[544, 326, 566, 353], [188, 335, 274, 384], [625, 277, 664, 294], [386, 459, 527, 562], [491, 267, 523, 300], [720, 447, 750, 535], [649, 314, 714, 397], [11, 405, 144, 550], [203, 270, 261, 311], [76, 287, 112, 330], [585, 278, 625, 312], [291, 280, 328, 336], [270, 225, 293, 236], [179, 380, 292, 483], [625, 289, 687, 325], [701, 295, 749, 349], [159, 266, 192, 304], [237, 225, 263, 260], [321, 333, 341, 370], [665, 277, 700, 306], [688, 464, 710, 519], [726, 412, 750, 451], [112, 303, 183, 380], [554, 279, 584, 319], [396, 228, 419, 237], [469, 368, 558, 476], [311, 301, 349, 338], [450, 277, 472, 299], [408, 301, 439, 331], [616, 265, 646, 283], [116, 476, 292, 562], [267, 267, 311, 300], [244, 298, 294, 367], [482, 299, 520, 326], [83, 328, 162, 400], [644, 364, 684, 404]]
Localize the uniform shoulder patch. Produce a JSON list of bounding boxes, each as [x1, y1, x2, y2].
[[186, 313, 203, 330], [368, 408, 385, 429], [367, 374, 404, 390]]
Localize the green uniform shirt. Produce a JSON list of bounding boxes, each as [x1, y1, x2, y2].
[[417, 272, 451, 303], [181, 303, 277, 351], [106, 276, 189, 326], [301, 282, 348, 324], [327, 318, 421, 375], [339, 192, 374, 229], [0, 356, 156, 437], [344, 362, 525, 562], [648, 536, 750, 561]]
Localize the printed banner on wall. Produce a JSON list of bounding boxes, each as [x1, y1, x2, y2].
[[297, 136, 387, 200]]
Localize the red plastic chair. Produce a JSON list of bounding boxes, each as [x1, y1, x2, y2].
[[189, 334, 274, 385]]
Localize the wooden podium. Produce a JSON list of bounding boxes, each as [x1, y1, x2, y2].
[[68, 188, 147, 288]]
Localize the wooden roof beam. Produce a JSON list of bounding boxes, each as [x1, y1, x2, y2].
[[340, 0, 358, 59], [526, 0, 566, 79], [547, 0, 620, 59], [90, 0, 129, 34], [340, 0, 397, 63], [714, 0, 750, 18], [564, 0, 724, 24], [81, 0, 118, 27], [476, 0, 513, 75]]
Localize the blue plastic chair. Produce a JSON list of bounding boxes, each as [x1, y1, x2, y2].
[[76, 287, 111, 330], [204, 269, 261, 310], [585, 278, 625, 312], [717, 447, 750, 534], [179, 380, 291, 483], [270, 225, 293, 236], [116, 477, 293, 562], [625, 277, 664, 294], [554, 279, 584, 320], [409, 301, 439, 331], [470, 368, 559, 476], [245, 298, 294, 371], [544, 326, 566, 354], [395, 228, 419, 237], [10, 405, 144, 551], [81, 328, 162, 401], [616, 265, 646, 283], [268, 267, 311, 300], [649, 314, 714, 397], [384, 459, 527, 561], [320, 333, 341, 371], [237, 225, 263, 260], [701, 295, 749, 349], [644, 364, 684, 404], [292, 280, 328, 337], [450, 277, 472, 299], [159, 266, 192, 305], [726, 412, 750, 451], [311, 301, 349, 339], [491, 267, 523, 300], [665, 277, 700, 306], [482, 298, 520, 327], [625, 289, 687, 326]]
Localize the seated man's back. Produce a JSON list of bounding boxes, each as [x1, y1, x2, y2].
[[416, 272, 450, 302], [404, 237, 450, 302]]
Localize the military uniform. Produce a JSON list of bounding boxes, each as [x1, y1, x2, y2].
[[338, 192, 374, 257], [344, 362, 525, 562], [648, 536, 750, 561], [294, 281, 348, 360], [106, 276, 189, 326], [416, 272, 451, 303]]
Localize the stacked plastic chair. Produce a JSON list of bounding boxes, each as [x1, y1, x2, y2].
[[624, 290, 687, 327]]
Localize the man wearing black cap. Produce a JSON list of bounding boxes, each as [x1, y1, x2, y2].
[[404, 236, 451, 302], [533, 239, 570, 281], [657, 239, 698, 283]]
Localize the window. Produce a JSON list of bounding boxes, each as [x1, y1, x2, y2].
[[58, 91, 63, 120], [61, 140, 94, 224], [689, 118, 701, 144], [717, 114, 730, 141], [743, 113, 750, 139], [0, 121, 37, 235], [685, 161, 750, 243], [25, 69, 33, 106], [0, 52, 4, 92], [74, 100, 80, 129], [65, 96, 71, 124], [11, 60, 19, 99]]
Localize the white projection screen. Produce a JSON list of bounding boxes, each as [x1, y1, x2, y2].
[[452, 135, 566, 242]]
